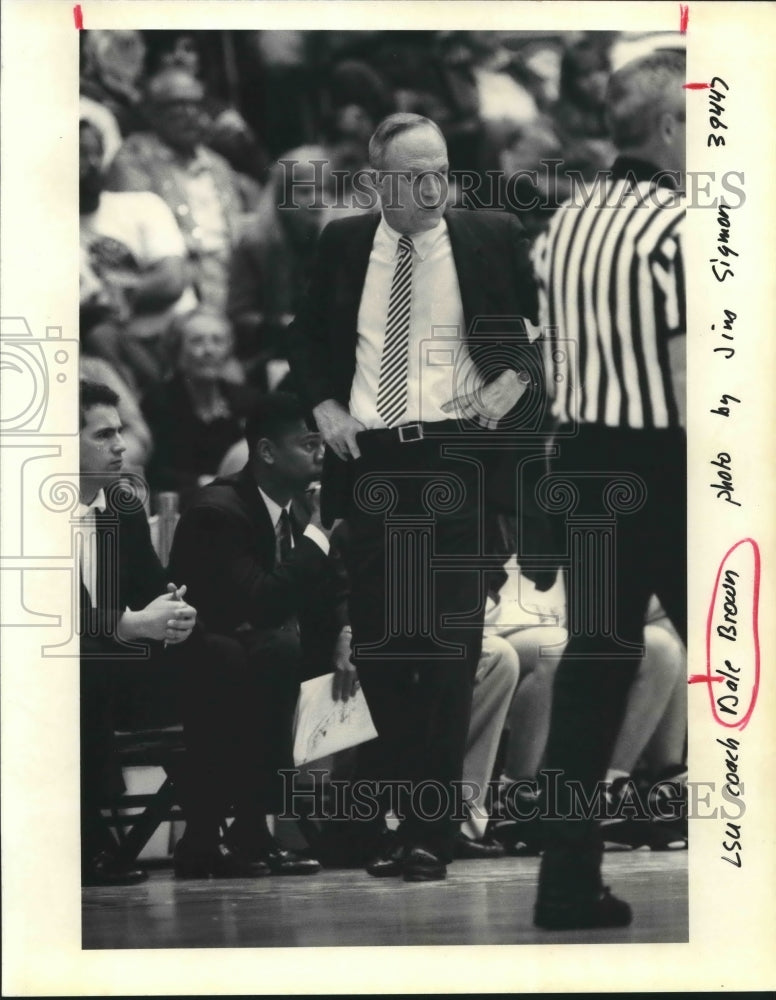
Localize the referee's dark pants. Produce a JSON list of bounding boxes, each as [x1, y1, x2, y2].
[[341, 425, 486, 859], [539, 424, 687, 901]]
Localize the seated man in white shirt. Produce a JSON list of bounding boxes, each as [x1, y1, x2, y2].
[[78, 379, 197, 886], [168, 392, 354, 877]]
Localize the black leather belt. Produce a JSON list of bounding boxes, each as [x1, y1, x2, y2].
[[357, 419, 463, 449]]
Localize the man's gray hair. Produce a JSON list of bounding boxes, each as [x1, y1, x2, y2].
[[368, 112, 446, 170], [606, 49, 686, 150]]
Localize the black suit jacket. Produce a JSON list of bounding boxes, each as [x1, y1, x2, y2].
[[79, 485, 169, 655], [287, 209, 543, 522], [288, 209, 538, 409], [168, 465, 347, 651]]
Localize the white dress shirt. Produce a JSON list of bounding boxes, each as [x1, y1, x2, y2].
[[257, 486, 329, 556], [75, 488, 107, 607], [349, 216, 480, 428]]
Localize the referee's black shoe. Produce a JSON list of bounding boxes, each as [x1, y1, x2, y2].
[[534, 886, 632, 930]]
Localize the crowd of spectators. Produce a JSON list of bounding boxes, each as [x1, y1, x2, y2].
[[78, 29, 688, 882]]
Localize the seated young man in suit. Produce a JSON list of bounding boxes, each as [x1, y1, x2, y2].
[[168, 392, 355, 877], [78, 379, 198, 887]]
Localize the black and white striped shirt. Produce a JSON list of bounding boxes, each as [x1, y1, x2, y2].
[[533, 157, 686, 429]]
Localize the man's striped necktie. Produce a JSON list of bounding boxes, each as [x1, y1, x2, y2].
[[375, 234, 414, 426]]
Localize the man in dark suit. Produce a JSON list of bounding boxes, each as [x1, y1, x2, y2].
[[78, 379, 198, 886], [168, 392, 355, 877], [287, 112, 540, 881]]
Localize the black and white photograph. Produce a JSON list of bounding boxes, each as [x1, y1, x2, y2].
[[1, 1, 774, 995]]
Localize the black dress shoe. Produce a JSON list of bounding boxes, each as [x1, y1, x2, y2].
[[402, 844, 447, 882], [82, 851, 148, 888], [250, 838, 321, 875], [365, 831, 404, 878], [174, 842, 271, 879], [452, 832, 506, 860], [534, 886, 632, 930]]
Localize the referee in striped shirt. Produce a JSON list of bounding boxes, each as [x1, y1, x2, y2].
[[531, 50, 687, 930]]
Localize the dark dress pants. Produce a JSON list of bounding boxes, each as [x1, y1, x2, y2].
[[539, 425, 687, 898], [80, 639, 178, 863], [343, 435, 486, 857], [173, 625, 305, 851]]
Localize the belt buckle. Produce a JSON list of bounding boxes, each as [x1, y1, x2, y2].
[[398, 423, 423, 443]]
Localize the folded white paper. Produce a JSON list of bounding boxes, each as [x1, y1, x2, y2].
[[292, 673, 378, 766]]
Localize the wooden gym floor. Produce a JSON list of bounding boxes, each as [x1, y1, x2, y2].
[[82, 850, 687, 949]]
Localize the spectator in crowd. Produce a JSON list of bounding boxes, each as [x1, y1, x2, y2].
[[205, 108, 267, 208], [228, 146, 342, 368], [143, 30, 269, 201], [80, 119, 197, 395], [80, 29, 147, 136], [319, 30, 393, 115], [79, 94, 123, 169], [141, 307, 257, 508], [530, 50, 686, 930], [358, 31, 484, 175], [554, 37, 613, 148], [107, 68, 245, 312], [78, 379, 197, 887], [501, 37, 616, 236], [167, 392, 352, 877], [366, 31, 540, 177], [321, 104, 375, 192], [499, 35, 565, 115], [464, 32, 541, 173], [324, 62, 391, 144], [145, 31, 206, 79]]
